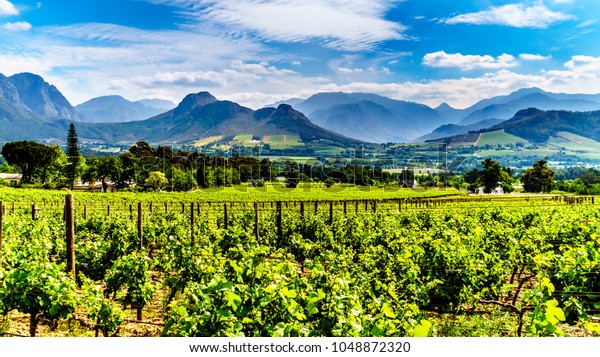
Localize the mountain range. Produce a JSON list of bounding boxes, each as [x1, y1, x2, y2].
[[277, 87, 600, 143], [73, 92, 361, 146], [4, 72, 600, 149]]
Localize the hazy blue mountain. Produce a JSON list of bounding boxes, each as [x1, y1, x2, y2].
[[264, 97, 304, 109], [1, 73, 80, 120], [76, 95, 170, 123], [135, 98, 176, 111], [460, 92, 600, 125], [433, 102, 467, 122], [292, 92, 444, 142]]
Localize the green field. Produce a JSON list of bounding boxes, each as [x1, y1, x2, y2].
[[193, 136, 223, 147], [476, 130, 526, 147], [547, 132, 600, 153]]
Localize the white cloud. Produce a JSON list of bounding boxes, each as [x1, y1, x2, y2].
[[444, 3, 575, 29], [292, 61, 301, 66], [0, 0, 18, 16], [2, 21, 32, 31], [519, 53, 552, 61], [423, 51, 518, 70], [144, 0, 407, 51], [564, 55, 600, 72]]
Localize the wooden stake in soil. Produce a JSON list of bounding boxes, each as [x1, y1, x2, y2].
[[65, 194, 76, 280], [0, 201, 3, 265], [329, 201, 333, 225], [164, 202, 168, 214], [137, 202, 143, 250], [32, 204, 38, 221], [300, 202, 304, 219], [223, 203, 228, 230], [276, 201, 282, 242], [190, 202, 195, 247], [107, 204, 110, 217], [84, 204, 88, 220], [254, 202, 259, 239]]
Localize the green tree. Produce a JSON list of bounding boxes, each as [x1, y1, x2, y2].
[[479, 158, 503, 194], [65, 124, 81, 189], [521, 159, 555, 193], [1, 141, 60, 184], [145, 171, 168, 191]]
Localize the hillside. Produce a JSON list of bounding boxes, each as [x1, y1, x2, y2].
[[415, 118, 504, 142], [73, 92, 363, 147], [488, 108, 600, 143]]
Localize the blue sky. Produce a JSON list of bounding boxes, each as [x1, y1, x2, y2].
[[1, 0, 600, 109]]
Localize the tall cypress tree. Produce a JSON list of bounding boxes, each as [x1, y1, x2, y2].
[[66, 123, 80, 189]]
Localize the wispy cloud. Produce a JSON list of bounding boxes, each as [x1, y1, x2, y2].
[[144, 0, 407, 51], [577, 19, 598, 28], [2, 21, 31, 31], [519, 53, 552, 61], [443, 3, 575, 29], [423, 51, 518, 70], [0, 0, 18, 16]]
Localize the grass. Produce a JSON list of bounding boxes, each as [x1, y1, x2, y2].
[[547, 132, 600, 153], [233, 134, 253, 142], [476, 130, 527, 147], [193, 136, 223, 147], [267, 135, 287, 150]]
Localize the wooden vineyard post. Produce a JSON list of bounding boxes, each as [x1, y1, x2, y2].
[[343, 201, 347, 217], [32, 204, 38, 220], [329, 201, 333, 225], [12, 202, 14, 215], [164, 202, 168, 214], [149, 202, 153, 214], [136, 202, 144, 322], [300, 202, 304, 220], [84, 204, 88, 220], [276, 202, 282, 242], [254, 202, 259, 239], [137, 203, 143, 250], [190, 202, 195, 247], [129, 204, 133, 220], [0, 201, 3, 265], [223, 204, 228, 230], [314, 201, 318, 215], [107, 204, 111, 217], [355, 201, 358, 214], [181, 202, 185, 214], [65, 194, 76, 280]]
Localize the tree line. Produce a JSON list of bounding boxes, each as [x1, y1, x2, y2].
[[0, 125, 563, 193]]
